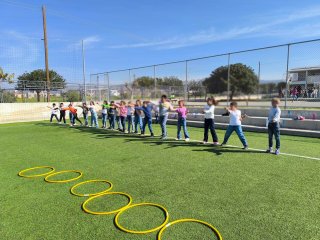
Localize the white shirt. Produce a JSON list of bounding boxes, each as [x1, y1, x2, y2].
[[204, 105, 215, 119], [229, 110, 242, 126], [51, 107, 58, 115], [268, 107, 281, 123]]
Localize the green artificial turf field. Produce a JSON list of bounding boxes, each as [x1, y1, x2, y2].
[[1, 121, 320, 240]]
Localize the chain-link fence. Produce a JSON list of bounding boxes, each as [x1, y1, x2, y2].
[[91, 39, 320, 109], [1, 38, 320, 108]]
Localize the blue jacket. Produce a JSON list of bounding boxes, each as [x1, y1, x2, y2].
[[135, 104, 153, 118]]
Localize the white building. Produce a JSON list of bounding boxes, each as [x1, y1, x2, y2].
[[289, 66, 320, 89]]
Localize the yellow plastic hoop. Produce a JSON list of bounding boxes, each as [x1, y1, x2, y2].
[[18, 166, 55, 178], [115, 202, 169, 234], [157, 218, 223, 240], [70, 180, 113, 197], [82, 192, 132, 215], [44, 170, 83, 183]]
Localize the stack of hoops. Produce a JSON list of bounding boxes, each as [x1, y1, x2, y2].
[[18, 166, 223, 240]]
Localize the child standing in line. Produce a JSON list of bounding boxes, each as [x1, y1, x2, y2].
[[126, 101, 135, 133], [88, 101, 99, 128], [221, 101, 248, 149], [68, 102, 75, 125], [158, 95, 174, 140], [59, 103, 66, 124], [108, 101, 116, 130], [174, 100, 190, 142], [202, 98, 219, 145], [78, 102, 89, 126], [114, 101, 128, 133], [63, 104, 83, 126], [267, 98, 282, 155], [48, 103, 59, 123], [101, 100, 109, 128], [134, 99, 143, 134], [135, 101, 154, 136], [115, 108, 122, 131]]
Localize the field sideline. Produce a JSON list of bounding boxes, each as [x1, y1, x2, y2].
[[1, 122, 320, 240]]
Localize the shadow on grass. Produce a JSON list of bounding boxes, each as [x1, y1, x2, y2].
[[35, 122, 264, 156]]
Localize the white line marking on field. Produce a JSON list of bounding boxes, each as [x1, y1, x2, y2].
[[165, 137, 320, 161]]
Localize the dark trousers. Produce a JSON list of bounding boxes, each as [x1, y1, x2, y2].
[[59, 112, 66, 124], [268, 122, 280, 149], [72, 113, 82, 125], [50, 114, 59, 122], [203, 118, 218, 142]]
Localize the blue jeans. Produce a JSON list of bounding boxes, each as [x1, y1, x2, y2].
[[69, 112, 75, 124], [134, 115, 142, 133], [127, 115, 133, 133], [268, 122, 280, 149], [159, 115, 168, 137], [108, 114, 115, 129], [223, 125, 248, 147], [116, 116, 122, 130], [142, 116, 153, 134], [120, 116, 126, 132], [91, 113, 99, 128], [102, 113, 107, 128], [177, 117, 189, 139], [83, 113, 89, 126]]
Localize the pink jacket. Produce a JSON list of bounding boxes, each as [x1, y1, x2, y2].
[[114, 104, 128, 117]]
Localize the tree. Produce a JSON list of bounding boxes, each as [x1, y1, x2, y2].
[[187, 80, 205, 100], [157, 76, 183, 87], [203, 63, 259, 100], [63, 90, 81, 102], [0, 67, 15, 103], [1, 91, 16, 103], [16, 69, 66, 102], [132, 76, 155, 98], [0, 67, 14, 83]]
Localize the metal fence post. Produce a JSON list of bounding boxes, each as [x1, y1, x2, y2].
[[285, 44, 291, 110], [105, 73, 110, 102], [185, 60, 188, 100], [97, 75, 101, 102], [227, 53, 231, 106], [153, 65, 156, 99]]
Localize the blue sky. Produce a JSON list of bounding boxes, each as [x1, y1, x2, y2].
[[1, 0, 320, 84]]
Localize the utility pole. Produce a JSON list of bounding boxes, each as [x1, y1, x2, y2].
[[42, 5, 50, 102]]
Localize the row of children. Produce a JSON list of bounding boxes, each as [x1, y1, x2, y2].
[[48, 96, 282, 155]]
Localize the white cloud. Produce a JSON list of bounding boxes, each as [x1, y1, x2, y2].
[[107, 5, 320, 50], [72, 35, 101, 49]]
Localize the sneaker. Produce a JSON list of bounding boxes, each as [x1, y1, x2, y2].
[[150, 133, 154, 137], [275, 149, 280, 155], [266, 148, 272, 153], [175, 138, 181, 141], [213, 142, 220, 146], [220, 143, 226, 146], [185, 138, 190, 142], [202, 141, 207, 145], [243, 146, 249, 150]]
